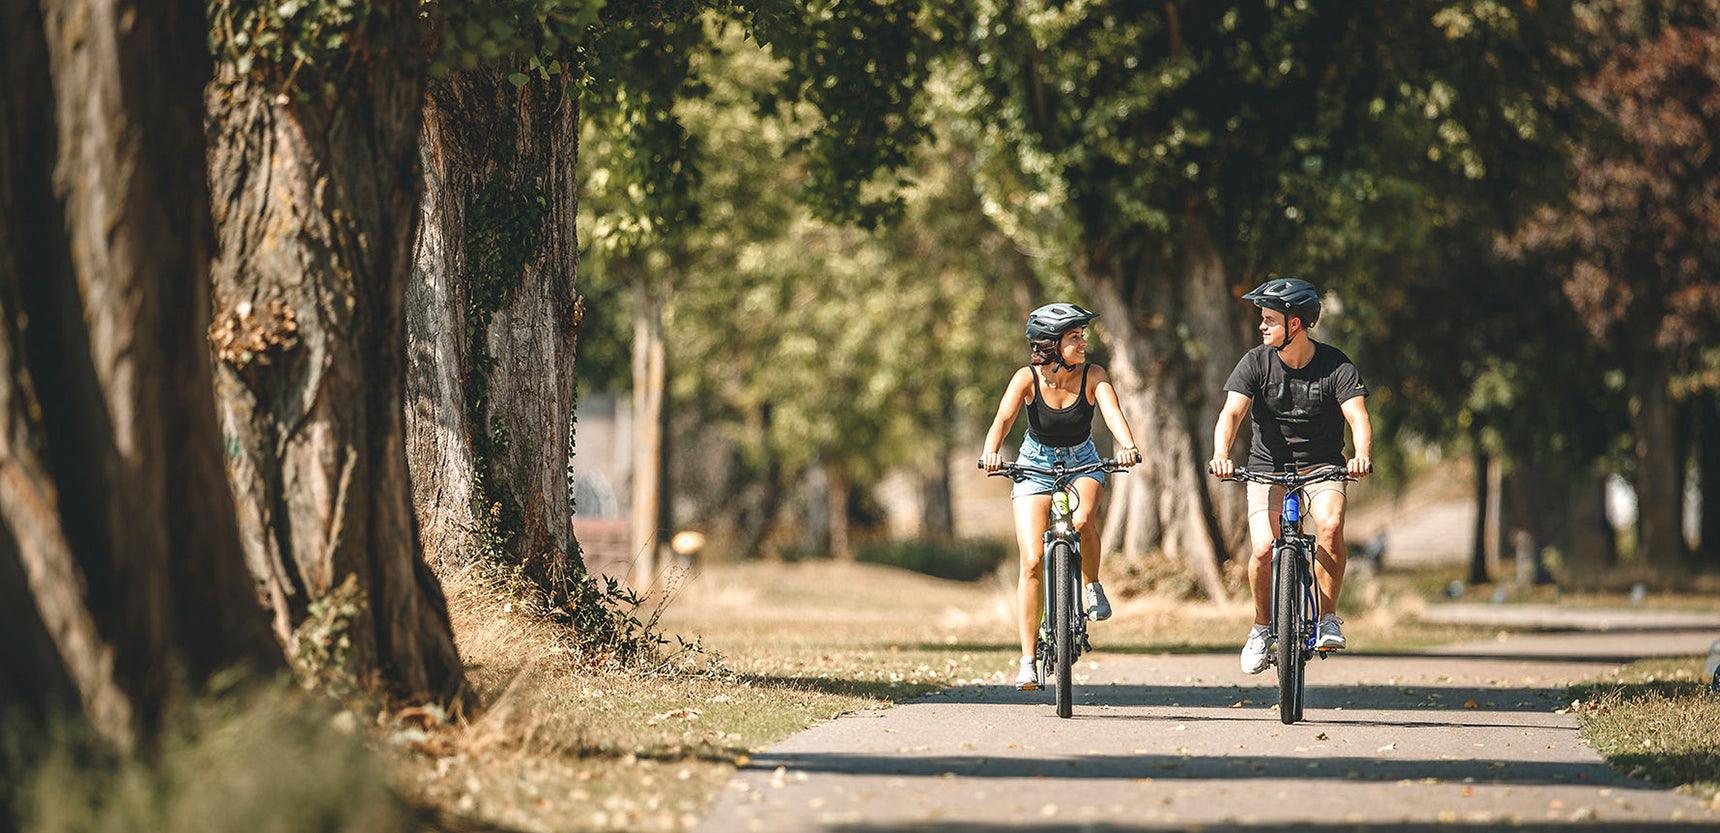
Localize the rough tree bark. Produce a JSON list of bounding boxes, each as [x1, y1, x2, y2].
[[204, 17, 467, 706], [0, 0, 277, 749], [1083, 212, 1243, 601], [406, 72, 583, 603]]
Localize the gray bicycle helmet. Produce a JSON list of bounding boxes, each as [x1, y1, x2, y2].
[[1025, 302, 1099, 341], [1241, 278, 1321, 327]]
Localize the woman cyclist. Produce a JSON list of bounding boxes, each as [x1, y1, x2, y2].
[[981, 303, 1142, 690]]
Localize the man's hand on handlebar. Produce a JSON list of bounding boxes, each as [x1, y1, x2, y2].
[[1208, 457, 1236, 479], [1347, 455, 1373, 478]]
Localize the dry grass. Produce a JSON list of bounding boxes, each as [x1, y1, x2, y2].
[[1572, 657, 1720, 806]]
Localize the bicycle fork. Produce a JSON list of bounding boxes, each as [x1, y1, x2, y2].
[[1268, 536, 1318, 661], [1038, 534, 1088, 656]]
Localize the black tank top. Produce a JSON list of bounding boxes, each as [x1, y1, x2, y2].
[[1026, 364, 1096, 447]]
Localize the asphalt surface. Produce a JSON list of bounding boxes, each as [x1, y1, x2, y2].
[[697, 629, 1720, 832]]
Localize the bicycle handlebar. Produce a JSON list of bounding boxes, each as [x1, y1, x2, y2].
[[1217, 464, 1356, 487], [976, 458, 1131, 484]]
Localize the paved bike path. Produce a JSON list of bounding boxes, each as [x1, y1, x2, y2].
[[697, 630, 1720, 832]]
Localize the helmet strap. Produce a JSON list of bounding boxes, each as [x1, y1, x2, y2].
[[1273, 315, 1300, 354]]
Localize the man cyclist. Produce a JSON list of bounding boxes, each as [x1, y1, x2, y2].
[[1207, 278, 1373, 675]]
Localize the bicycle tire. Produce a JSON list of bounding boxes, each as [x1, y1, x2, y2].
[[1275, 540, 1304, 725], [1052, 540, 1075, 719]]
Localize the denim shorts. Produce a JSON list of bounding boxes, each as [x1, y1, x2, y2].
[[1011, 435, 1107, 499]]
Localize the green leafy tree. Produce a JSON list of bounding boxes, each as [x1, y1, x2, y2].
[[933, 0, 1581, 598]]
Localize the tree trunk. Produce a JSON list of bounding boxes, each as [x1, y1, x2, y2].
[[406, 72, 583, 603], [1630, 355, 1684, 567], [920, 401, 957, 541], [205, 29, 467, 706], [828, 464, 853, 560], [1561, 471, 1617, 571], [629, 280, 668, 587], [1470, 445, 1491, 585], [1079, 216, 1241, 601], [1484, 455, 1507, 575], [1699, 390, 1720, 563], [0, 0, 278, 749]]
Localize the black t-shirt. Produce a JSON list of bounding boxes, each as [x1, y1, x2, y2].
[[1223, 342, 1367, 472]]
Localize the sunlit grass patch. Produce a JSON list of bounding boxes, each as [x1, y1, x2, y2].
[[1571, 656, 1720, 804]]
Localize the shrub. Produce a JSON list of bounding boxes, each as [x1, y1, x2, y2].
[[856, 538, 1011, 582]]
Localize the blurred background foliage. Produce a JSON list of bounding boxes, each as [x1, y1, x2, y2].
[[573, 0, 1718, 583]]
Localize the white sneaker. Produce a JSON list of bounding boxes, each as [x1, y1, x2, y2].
[[1240, 625, 1271, 675], [1084, 582, 1112, 621], [1316, 614, 1346, 650], [1014, 655, 1040, 690]]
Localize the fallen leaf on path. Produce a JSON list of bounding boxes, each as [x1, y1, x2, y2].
[[1376, 743, 1396, 753], [1462, 699, 1479, 709], [1315, 732, 1329, 741]]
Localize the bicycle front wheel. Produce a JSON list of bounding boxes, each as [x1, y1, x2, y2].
[[1275, 541, 1305, 724], [1051, 540, 1075, 719]]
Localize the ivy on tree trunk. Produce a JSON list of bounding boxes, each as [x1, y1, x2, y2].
[[407, 71, 584, 604]]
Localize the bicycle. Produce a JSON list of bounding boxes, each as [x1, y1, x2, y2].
[[1219, 464, 1356, 725], [981, 457, 1127, 719]]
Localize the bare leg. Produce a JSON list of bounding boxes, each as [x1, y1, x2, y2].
[[1013, 495, 1053, 656], [1072, 477, 1103, 583], [1310, 488, 1349, 617], [1247, 485, 1281, 626]]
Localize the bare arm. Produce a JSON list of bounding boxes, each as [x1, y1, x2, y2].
[[1208, 391, 1252, 478], [1090, 366, 1140, 466], [981, 368, 1033, 470], [1341, 395, 1373, 477]]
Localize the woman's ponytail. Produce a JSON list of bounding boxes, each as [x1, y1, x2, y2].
[[1028, 337, 1060, 366]]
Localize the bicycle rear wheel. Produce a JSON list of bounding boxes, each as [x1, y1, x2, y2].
[[1051, 540, 1075, 719], [1275, 541, 1305, 724]]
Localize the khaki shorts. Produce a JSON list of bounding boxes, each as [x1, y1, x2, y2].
[[1246, 478, 1347, 517]]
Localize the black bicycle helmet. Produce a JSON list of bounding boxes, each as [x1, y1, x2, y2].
[[1025, 303, 1099, 341], [1241, 278, 1321, 328]]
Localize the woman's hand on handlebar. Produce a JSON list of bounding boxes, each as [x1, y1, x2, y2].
[[1117, 446, 1141, 468], [981, 451, 1005, 472], [1208, 457, 1236, 479]]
